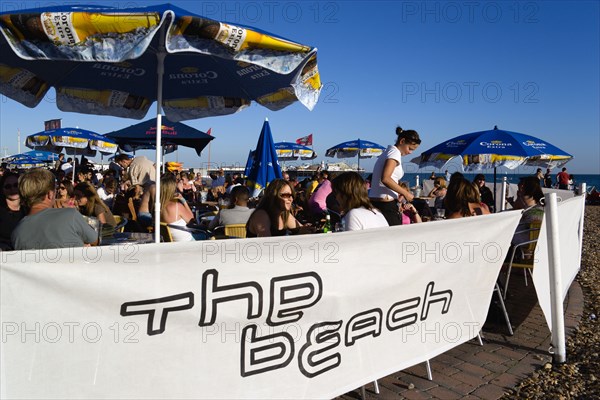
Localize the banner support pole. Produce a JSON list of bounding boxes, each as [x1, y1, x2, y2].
[[545, 192, 566, 363]]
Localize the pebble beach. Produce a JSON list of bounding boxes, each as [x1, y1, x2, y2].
[[506, 204, 600, 399]]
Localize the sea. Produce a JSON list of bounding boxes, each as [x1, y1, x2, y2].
[[399, 173, 600, 191]]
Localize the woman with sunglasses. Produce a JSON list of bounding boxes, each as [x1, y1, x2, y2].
[[54, 179, 77, 208], [246, 179, 311, 237], [0, 171, 26, 250], [73, 181, 117, 228]]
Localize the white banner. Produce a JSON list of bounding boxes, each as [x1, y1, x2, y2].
[[532, 195, 585, 331], [1, 212, 521, 399]]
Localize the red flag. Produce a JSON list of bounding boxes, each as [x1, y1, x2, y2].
[[206, 128, 212, 136], [296, 134, 313, 146]]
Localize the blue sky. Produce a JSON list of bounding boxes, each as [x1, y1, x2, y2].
[[1, 0, 598, 174]]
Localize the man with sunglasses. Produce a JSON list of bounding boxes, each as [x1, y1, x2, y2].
[[11, 169, 98, 250]]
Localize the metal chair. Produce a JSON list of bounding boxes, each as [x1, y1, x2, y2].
[[159, 222, 214, 242], [502, 221, 541, 299]]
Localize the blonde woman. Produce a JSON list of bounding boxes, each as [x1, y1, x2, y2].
[[428, 176, 447, 210], [160, 174, 196, 241]]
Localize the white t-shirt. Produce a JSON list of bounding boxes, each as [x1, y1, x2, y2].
[[369, 145, 403, 200], [343, 207, 389, 231]]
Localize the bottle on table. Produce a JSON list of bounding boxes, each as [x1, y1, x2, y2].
[[322, 213, 332, 234]]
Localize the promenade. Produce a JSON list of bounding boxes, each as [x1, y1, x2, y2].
[[340, 275, 584, 399]]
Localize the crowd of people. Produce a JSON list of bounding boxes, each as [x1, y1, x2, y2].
[[1, 126, 575, 251]]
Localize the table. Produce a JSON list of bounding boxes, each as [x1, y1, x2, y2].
[[101, 232, 155, 246]]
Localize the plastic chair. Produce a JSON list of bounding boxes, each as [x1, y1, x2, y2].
[[113, 216, 128, 233], [502, 221, 541, 299], [224, 224, 247, 238], [159, 222, 173, 243]]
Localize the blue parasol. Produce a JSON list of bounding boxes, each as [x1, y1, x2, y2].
[[0, 3, 321, 241], [105, 117, 214, 156], [413, 126, 573, 171], [25, 127, 118, 157], [412, 126, 573, 210], [274, 142, 317, 161], [325, 139, 385, 170], [246, 119, 282, 197], [4, 150, 58, 162]]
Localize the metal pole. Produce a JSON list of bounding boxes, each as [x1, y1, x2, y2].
[[545, 192, 566, 363], [154, 25, 166, 244], [493, 167, 497, 212], [577, 183, 586, 269], [500, 176, 507, 211]]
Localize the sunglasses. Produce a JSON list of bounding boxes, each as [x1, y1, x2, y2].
[[58, 186, 66, 190], [279, 193, 294, 200], [3, 183, 18, 190]]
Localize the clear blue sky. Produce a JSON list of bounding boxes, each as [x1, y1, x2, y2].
[[1, 0, 598, 174]]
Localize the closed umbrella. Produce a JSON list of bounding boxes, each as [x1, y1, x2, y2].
[[246, 119, 282, 197], [325, 139, 385, 170], [0, 3, 322, 241]]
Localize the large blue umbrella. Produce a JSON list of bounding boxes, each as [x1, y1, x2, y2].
[[246, 119, 282, 197], [413, 126, 573, 171], [412, 126, 573, 209], [5, 155, 48, 169], [325, 139, 385, 170], [4, 150, 58, 162], [274, 142, 317, 161], [0, 3, 321, 241], [25, 127, 118, 157], [105, 117, 214, 156]]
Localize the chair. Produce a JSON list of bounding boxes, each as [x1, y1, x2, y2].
[[159, 222, 214, 243], [159, 222, 173, 242], [113, 216, 128, 233], [502, 221, 541, 299], [224, 224, 247, 238]]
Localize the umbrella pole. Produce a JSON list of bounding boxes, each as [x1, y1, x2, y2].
[[493, 167, 497, 212], [153, 30, 166, 243]]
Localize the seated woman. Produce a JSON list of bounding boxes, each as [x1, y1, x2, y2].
[[428, 177, 447, 210], [397, 182, 423, 224], [74, 182, 117, 228], [512, 176, 545, 246], [54, 179, 77, 208], [177, 172, 197, 204], [445, 177, 491, 219], [160, 174, 202, 242], [331, 172, 388, 231], [246, 179, 311, 237]]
